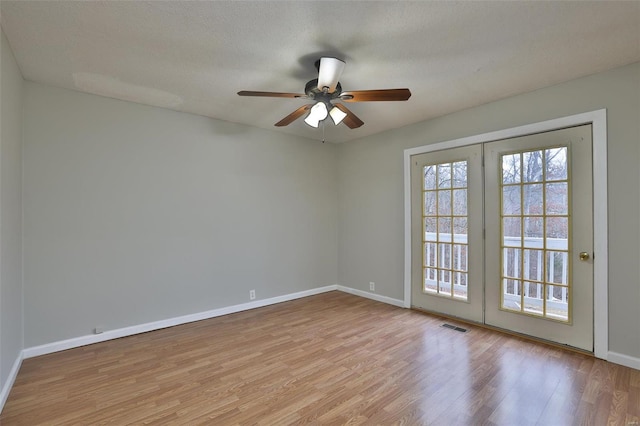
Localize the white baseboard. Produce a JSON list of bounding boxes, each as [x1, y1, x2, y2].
[[337, 285, 405, 308], [608, 351, 640, 371], [23, 285, 338, 359], [0, 352, 23, 414]]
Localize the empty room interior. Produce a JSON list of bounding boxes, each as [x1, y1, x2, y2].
[[1, 1, 640, 424]]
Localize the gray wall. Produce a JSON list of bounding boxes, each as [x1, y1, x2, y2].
[[0, 29, 24, 389], [338, 62, 640, 359], [23, 83, 338, 347]]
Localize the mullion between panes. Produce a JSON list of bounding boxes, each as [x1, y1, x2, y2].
[[437, 163, 446, 296], [434, 178, 440, 295], [435, 181, 440, 294], [544, 149, 570, 320], [522, 188, 543, 314], [540, 149, 547, 317], [519, 170, 525, 313], [542, 149, 548, 317], [449, 167, 454, 298]]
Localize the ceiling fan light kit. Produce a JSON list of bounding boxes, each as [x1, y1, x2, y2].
[[304, 101, 328, 128], [238, 56, 411, 132], [329, 105, 347, 125]]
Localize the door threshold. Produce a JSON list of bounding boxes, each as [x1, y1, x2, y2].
[[411, 306, 594, 357]]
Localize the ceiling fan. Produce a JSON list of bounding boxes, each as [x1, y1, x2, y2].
[[238, 57, 411, 129]]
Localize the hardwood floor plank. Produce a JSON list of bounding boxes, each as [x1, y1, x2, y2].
[[1, 291, 638, 425]]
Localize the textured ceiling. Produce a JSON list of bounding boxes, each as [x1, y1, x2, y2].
[[1, 1, 639, 143]]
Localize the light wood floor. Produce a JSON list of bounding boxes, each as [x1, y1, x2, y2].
[[2, 291, 638, 425]]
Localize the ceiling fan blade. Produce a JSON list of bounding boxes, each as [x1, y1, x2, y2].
[[340, 89, 411, 102], [333, 103, 364, 129], [238, 91, 307, 98], [317, 57, 345, 93], [274, 104, 313, 127]]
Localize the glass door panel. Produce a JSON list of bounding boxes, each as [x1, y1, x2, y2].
[[485, 125, 593, 351]]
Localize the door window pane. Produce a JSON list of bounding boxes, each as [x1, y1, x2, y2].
[[523, 151, 543, 182], [424, 165, 437, 190], [545, 183, 568, 215], [438, 190, 452, 215], [546, 285, 569, 321], [453, 217, 468, 236], [453, 189, 467, 215], [502, 154, 521, 184], [523, 217, 543, 247], [438, 164, 451, 188], [523, 249, 544, 281], [503, 248, 521, 279], [546, 251, 568, 284], [523, 282, 544, 316], [523, 184, 543, 215], [503, 218, 522, 247], [438, 218, 451, 241], [452, 161, 467, 188], [424, 268, 437, 293], [502, 186, 521, 215], [424, 218, 437, 238], [502, 279, 522, 312], [424, 242, 437, 268], [424, 191, 437, 216], [545, 147, 568, 181], [546, 217, 569, 250]]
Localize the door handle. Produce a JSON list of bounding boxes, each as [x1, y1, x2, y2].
[[579, 252, 590, 261]]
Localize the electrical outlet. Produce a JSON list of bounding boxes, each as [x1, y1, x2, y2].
[[249, 289, 256, 300], [369, 282, 375, 292]]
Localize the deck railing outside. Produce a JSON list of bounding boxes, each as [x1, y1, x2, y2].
[[424, 233, 569, 312]]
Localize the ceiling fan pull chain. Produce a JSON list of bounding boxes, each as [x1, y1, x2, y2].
[[322, 120, 325, 143]]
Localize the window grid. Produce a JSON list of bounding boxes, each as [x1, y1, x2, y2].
[[500, 147, 571, 322], [422, 161, 468, 301]]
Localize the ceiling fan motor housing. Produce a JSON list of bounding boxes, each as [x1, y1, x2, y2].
[[305, 78, 342, 98]]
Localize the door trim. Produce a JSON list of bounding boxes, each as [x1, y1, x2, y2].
[[403, 109, 608, 359]]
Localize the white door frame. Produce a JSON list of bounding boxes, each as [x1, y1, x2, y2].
[[403, 109, 608, 359]]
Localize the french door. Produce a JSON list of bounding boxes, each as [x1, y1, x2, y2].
[[410, 145, 484, 322], [411, 125, 594, 351]]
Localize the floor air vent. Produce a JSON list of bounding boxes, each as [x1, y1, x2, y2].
[[441, 323, 468, 333]]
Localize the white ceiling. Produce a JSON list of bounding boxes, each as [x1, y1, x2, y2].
[[1, 1, 639, 143]]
